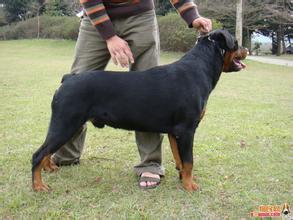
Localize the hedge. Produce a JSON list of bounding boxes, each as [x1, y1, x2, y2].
[[0, 15, 79, 40], [158, 13, 222, 51], [0, 13, 222, 52]]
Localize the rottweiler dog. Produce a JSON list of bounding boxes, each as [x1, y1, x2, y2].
[[32, 29, 247, 192]]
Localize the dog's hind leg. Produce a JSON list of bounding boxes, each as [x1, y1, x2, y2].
[[32, 152, 52, 192], [168, 134, 183, 178], [32, 116, 85, 192], [175, 132, 199, 192], [43, 154, 59, 172]]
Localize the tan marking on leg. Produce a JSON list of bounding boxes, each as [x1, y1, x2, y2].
[[33, 155, 51, 192], [168, 134, 182, 172], [43, 154, 59, 172], [200, 107, 206, 121], [181, 163, 199, 191]]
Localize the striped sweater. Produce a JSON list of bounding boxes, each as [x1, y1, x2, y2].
[[80, 0, 200, 40]]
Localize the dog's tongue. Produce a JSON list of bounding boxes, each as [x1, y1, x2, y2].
[[234, 59, 246, 69], [240, 61, 246, 68]]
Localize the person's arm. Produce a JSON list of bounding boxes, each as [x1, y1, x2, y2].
[[170, 0, 212, 33], [171, 0, 200, 27], [80, 0, 115, 40], [79, 0, 134, 67]]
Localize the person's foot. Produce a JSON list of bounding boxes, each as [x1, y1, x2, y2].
[[50, 155, 80, 167], [139, 172, 160, 189]]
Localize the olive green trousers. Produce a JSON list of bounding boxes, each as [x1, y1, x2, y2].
[[53, 10, 165, 176]]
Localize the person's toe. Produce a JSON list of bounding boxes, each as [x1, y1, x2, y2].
[[139, 172, 160, 189], [140, 181, 147, 187]]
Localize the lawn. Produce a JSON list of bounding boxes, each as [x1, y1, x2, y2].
[[0, 40, 292, 219]]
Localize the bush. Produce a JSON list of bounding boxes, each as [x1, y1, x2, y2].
[[158, 12, 222, 52], [0, 15, 79, 40], [0, 13, 223, 52]]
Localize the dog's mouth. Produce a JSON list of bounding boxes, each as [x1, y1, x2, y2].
[[232, 48, 248, 71], [232, 58, 246, 71]]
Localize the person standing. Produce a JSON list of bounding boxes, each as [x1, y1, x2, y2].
[[51, 0, 212, 189]]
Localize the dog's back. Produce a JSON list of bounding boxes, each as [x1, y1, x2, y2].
[[61, 73, 76, 83]]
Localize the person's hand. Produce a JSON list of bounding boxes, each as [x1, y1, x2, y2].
[[192, 17, 212, 33], [106, 35, 134, 68]]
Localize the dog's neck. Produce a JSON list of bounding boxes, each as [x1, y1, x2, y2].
[[183, 38, 224, 90]]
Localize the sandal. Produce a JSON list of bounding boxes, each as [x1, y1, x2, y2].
[[138, 176, 160, 189]]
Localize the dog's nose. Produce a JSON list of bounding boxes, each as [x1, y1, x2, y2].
[[239, 47, 248, 59]]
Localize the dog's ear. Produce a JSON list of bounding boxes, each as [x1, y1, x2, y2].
[[209, 29, 237, 51]]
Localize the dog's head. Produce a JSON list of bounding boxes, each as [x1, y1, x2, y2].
[[209, 29, 248, 72]]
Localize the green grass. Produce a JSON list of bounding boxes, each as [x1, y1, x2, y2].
[[278, 54, 293, 61], [0, 39, 292, 219]]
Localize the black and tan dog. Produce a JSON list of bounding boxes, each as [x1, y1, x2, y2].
[[32, 29, 247, 192]]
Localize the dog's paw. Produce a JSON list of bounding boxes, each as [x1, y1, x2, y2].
[[183, 181, 199, 192], [33, 182, 51, 192], [43, 157, 59, 173]]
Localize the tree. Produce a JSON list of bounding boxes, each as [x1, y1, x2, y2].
[[45, 0, 70, 16], [236, 0, 243, 46], [197, 0, 293, 55], [63, 0, 80, 16], [0, 5, 7, 26], [36, 0, 46, 38], [2, 0, 32, 23], [155, 0, 175, 16], [256, 0, 293, 55], [197, 0, 236, 33]]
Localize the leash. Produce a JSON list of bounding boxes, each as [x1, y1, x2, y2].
[[195, 31, 211, 45], [198, 32, 210, 39]]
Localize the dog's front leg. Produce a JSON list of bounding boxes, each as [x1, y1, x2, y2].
[[176, 132, 199, 192]]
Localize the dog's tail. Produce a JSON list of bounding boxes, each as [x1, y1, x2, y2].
[[61, 73, 76, 83]]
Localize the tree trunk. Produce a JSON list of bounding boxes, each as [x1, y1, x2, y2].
[[281, 25, 286, 54], [245, 29, 252, 54], [276, 24, 282, 56], [282, 38, 286, 54], [242, 28, 252, 54], [37, 11, 40, 39], [272, 32, 277, 55], [236, 0, 243, 46], [248, 30, 252, 54]]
